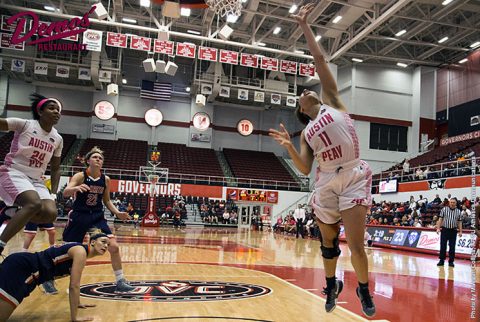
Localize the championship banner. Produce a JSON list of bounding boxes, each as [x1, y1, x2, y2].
[[198, 46, 218, 61], [0, 33, 24, 50], [240, 53, 258, 68], [130, 35, 151, 51], [260, 57, 279, 71], [280, 60, 297, 74], [106, 32, 127, 48], [299, 63, 315, 77], [154, 40, 174, 55], [176, 43, 196, 58], [219, 50, 239, 65]]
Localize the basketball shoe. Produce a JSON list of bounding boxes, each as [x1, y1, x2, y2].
[[322, 280, 343, 313]]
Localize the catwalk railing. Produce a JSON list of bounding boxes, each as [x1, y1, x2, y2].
[[372, 156, 480, 190]]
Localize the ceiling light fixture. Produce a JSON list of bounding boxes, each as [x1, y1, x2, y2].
[[180, 8, 191, 16], [122, 18, 137, 24], [227, 14, 239, 23], [44, 5, 57, 12], [395, 29, 406, 37], [187, 30, 201, 35], [140, 0, 151, 7], [459, 58, 468, 64], [397, 62, 408, 68], [315, 35, 322, 41], [273, 27, 281, 35], [289, 5, 298, 14], [352, 58, 363, 62], [438, 36, 448, 44], [332, 16, 342, 24], [470, 41, 480, 48]]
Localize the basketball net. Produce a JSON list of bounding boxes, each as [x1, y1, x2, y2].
[[148, 174, 159, 197], [206, 0, 242, 17]]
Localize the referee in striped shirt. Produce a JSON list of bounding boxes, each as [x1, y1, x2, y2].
[[436, 198, 463, 267]]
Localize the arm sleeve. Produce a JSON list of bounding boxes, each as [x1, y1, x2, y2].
[[54, 137, 63, 157], [439, 208, 444, 218], [6, 118, 28, 131]]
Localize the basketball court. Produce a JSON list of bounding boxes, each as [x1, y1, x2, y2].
[[2, 224, 477, 322], [0, 0, 479, 321]]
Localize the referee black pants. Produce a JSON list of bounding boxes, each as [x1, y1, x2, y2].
[[439, 228, 457, 262], [296, 220, 305, 238]]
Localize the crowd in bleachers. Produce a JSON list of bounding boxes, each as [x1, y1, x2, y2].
[[198, 199, 238, 225], [374, 134, 479, 185], [272, 194, 477, 240], [367, 195, 477, 229]]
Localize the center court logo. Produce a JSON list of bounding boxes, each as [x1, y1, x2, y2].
[[80, 280, 271, 302]]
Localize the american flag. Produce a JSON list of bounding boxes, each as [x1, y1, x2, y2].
[[140, 80, 172, 101]]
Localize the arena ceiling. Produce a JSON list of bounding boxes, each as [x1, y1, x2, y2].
[[0, 0, 479, 90]]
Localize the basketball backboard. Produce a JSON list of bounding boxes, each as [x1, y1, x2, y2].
[[139, 166, 169, 184]]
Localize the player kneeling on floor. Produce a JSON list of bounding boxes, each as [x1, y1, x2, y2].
[[0, 233, 110, 322]]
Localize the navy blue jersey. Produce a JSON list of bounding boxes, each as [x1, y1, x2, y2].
[[36, 242, 89, 283], [72, 171, 106, 212]]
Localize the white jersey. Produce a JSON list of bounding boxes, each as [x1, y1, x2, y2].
[[304, 104, 359, 172], [2, 118, 63, 180]]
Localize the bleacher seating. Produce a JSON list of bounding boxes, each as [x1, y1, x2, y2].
[[74, 138, 148, 171], [156, 142, 224, 178], [223, 148, 297, 187]]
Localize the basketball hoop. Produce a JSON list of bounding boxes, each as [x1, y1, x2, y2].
[[206, 0, 242, 17], [148, 174, 160, 197]]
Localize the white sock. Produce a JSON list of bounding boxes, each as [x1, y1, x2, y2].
[[114, 269, 124, 282]]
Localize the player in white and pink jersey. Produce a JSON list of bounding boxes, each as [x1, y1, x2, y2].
[[269, 4, 375, 318], [0, 93, 63, 255]]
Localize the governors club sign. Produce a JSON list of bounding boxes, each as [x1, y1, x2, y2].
[[7, 6, 96, 51], [80, 280, 271, 302]]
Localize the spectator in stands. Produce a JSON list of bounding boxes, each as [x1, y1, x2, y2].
[[273, 216, 284, 232], [400, 215, 409, 226], [305, 215, 315, 237], [368, 216, 378, 225], [393, 218, 401, 226], [461, 205, 472, 229], [432, 194, 442, 205], [402, 158, 410, 181], [415, 168, 424, 180], [229, 210, 238, 224], [461, 197, 471, 209], [413, 218, 422, 228], [173, 209, 182, 229], [222, 209, 230, 224], [424, 166, 431, 180]]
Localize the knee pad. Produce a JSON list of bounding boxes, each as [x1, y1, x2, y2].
[[321, 238, 341, 259], [320, 228, 341, 259]]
